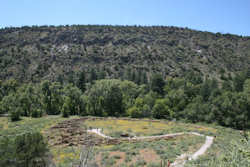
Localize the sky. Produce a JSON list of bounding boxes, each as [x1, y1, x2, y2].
[[0, 0, 250, 36]]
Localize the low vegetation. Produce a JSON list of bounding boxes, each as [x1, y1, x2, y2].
[[84, 118, 216, 137], [94, 135, 204, 166], [0, 132, 48, 167], [0, 116, 249, 167]]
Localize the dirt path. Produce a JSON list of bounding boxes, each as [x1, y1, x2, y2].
[[87, 129, 113, 139], [191, 136, 214, 160], [87, 129, 214, 167]]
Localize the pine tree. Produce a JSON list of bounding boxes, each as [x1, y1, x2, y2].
[[90, 68, 97, 83], [150, 74, 165, 95], [77, 70, 86, 92], [141, 71, 148, 84]]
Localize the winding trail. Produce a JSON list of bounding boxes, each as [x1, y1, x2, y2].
[[87, 129, 214, 167]]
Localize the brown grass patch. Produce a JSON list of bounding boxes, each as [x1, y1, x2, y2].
[[139, 149, 161, 164]]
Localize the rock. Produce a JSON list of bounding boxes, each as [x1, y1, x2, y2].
[[120, 133, 129, 137]]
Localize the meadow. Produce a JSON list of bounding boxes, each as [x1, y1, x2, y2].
[[0, 116, 249, 167]]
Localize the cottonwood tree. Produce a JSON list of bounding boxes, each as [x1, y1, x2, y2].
[[150, 74, 165, 95], [87, 79, 125, 116], [41, 81, 63, 115], [63, 84, 86, 115]]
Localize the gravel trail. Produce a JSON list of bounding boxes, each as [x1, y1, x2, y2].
[[87, 129, 214, 167]]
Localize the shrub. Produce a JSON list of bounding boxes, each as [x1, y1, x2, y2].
[[62, 107, 69, 118], [15, 132, 48, 166], [0, 132, 48, 167], [31, 109, 43, 118], [152, 99, 173, 119], [128, 106, 142, 118], [10, 108, 21, 122], [61, 97, 70, 118]]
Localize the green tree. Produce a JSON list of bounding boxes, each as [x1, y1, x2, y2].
[[141, 71, 148, 84], [0, 132, 48, 167], [77, 70, 86, 93], [127, 106, 141, 118], [143, 91, 158, 110], [89, 68, 97, 83], [152, 99, 173, 119], [18, 84, 42, 117], [15, 132, 48, 167], [184, 96, 213, 123], [87, 79, 125, 116], [0, 93, 21, 121], [119, 80, 140, 110], [185, 71, 203, 85], [200, 79, 210, 101], [164, 89, 188, 118], [0, 79, 19, 101], [233, 72, 246, 92], [63, 84, 85, 115], [67, 71, 75, 85], [41, 81, 63, 115], [61, 97, 70, 118], [127, 97, 144, 118], [124, 67, 132, 81], [183, 82, 199, 101], [150, 74, 165, 95], [243, 79, 250, 94], [212, 92, 250, 129], [104, 85, 123, 116], [222, 80, 233, 91], [97, 70, 106, 80]]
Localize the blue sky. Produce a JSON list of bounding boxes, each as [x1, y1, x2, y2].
[[0, 0, 250, 36]]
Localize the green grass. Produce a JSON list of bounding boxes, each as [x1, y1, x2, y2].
[[185, 127, 250, 167], [0, 116, 69, 136]]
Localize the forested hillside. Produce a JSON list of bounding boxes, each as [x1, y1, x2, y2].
[[0, 25, 250, 83]]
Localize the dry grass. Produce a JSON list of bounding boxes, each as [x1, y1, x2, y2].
[[0, 117, 9, 130], [83, 118, 217, 137], [93, 135, 205, 166]]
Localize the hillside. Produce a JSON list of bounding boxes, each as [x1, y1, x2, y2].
[[0, 25, 250, 83]]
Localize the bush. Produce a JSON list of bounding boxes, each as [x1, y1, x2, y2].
[[10, 108, 21, 121], [15, 132, 48, 166], [128, 106, 143, 118], [61, 97, 70, 118], [31, 109, 43, 118], [152, 99, 173, 119], [0, 132, 48, 167], [62, 107, 69, 118], [0, 136, 15, 167]]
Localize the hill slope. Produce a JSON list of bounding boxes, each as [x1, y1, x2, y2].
[[0, 25, 250, 82]]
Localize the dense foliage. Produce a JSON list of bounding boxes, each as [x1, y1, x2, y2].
[[0, 69, 249, 129], [0, 132, 48, 167]]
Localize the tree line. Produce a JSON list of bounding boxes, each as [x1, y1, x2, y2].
[[0, 69, 249, 130]]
